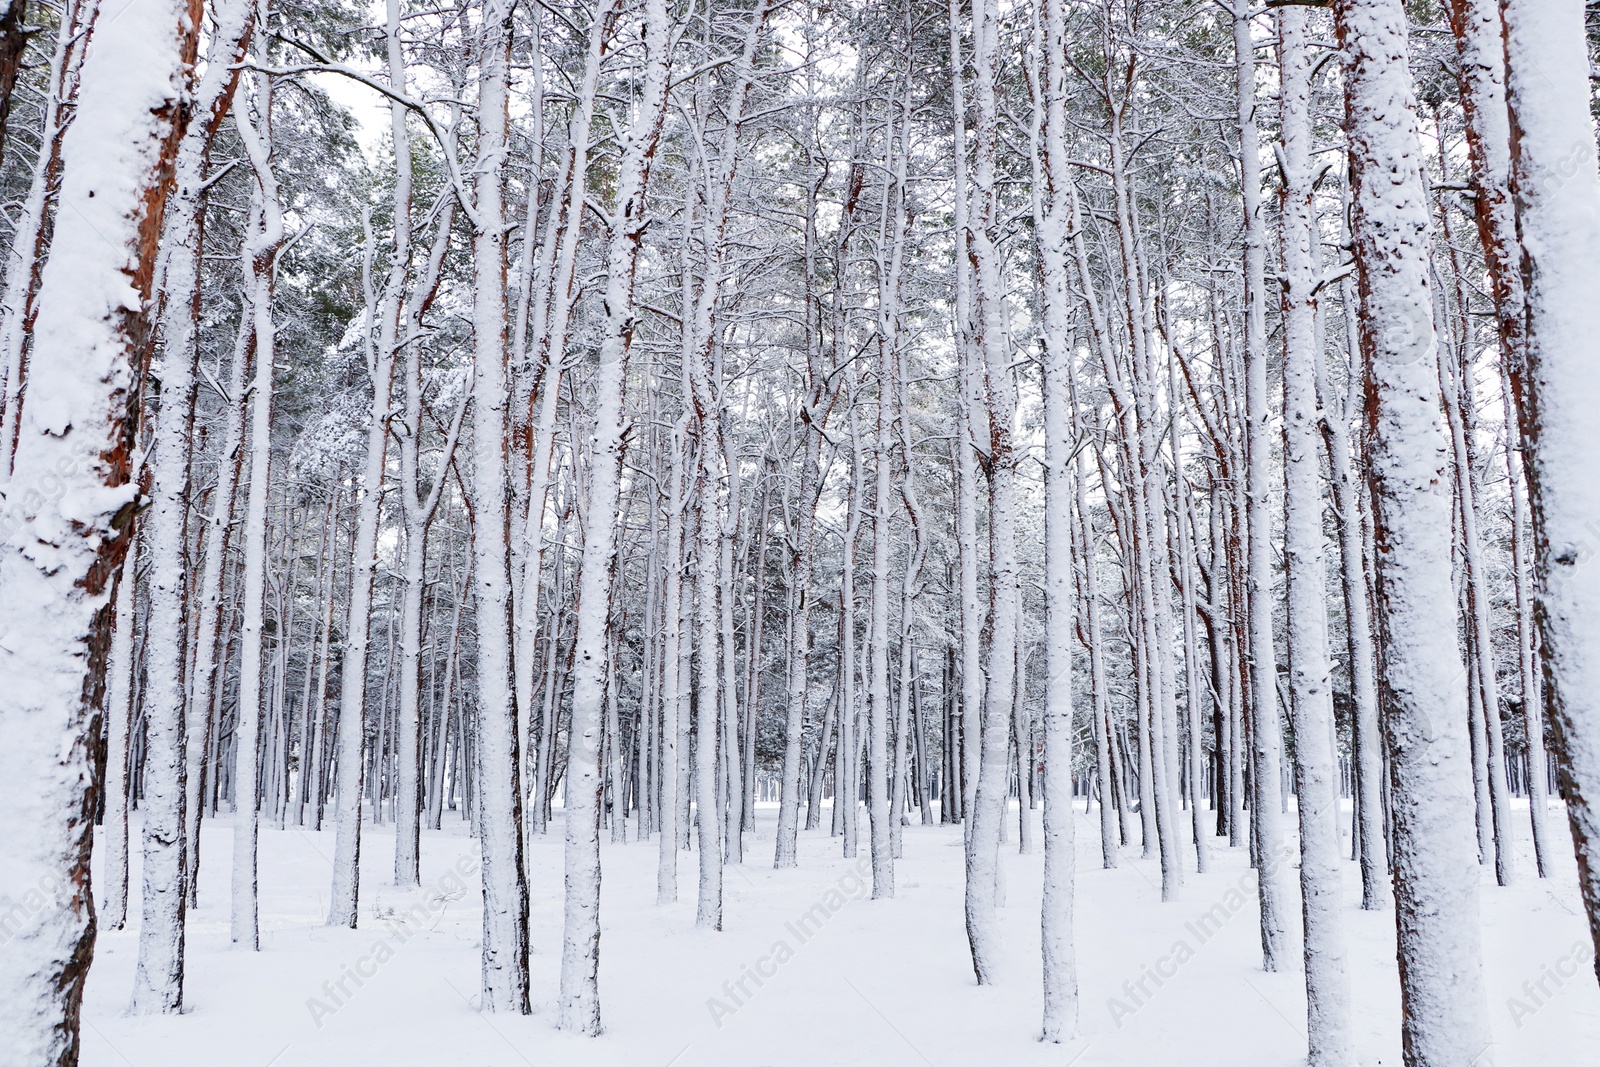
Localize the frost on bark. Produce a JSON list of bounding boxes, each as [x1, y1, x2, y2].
[[865, 68, 910, 898], [327, 115, 403, 931], [947, 0, 984, 836], [131, 0, 255, 1013], [1333, 0, 1492, 1062], [385, 0, 425, 891], [962, 0, 1016, 985], [99, 541, 136, 934], [513, 0, 603, 847], [1502, 0, 1600, 984], [0, 3, 193, 1062], [1234, 2, 1291, 971], [230, 55, 285, 954], [469, 0, 531, 1013], [0, 0, 94, 477], [1277, 9, 1351, 1061], [693, 491, 724, 928], [1318, 339, 1390, 911], [1443, 0, 1551, 880], [559, 0, 672, 1031], [773, 346, 823, 868], [1036, 0, 1079, 1032], [657, 422, 688, 901]]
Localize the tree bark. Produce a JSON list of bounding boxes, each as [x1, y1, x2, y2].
[[1234, 2, 1291, 970], [1036, 0, 1080, 1029], [1277, 10, 1352, 1060], [1334, 0, 1494, 1060], [469, 0, 531, 1013], [1501, 0, 1600, 985], [559, 0, 670, 1028]]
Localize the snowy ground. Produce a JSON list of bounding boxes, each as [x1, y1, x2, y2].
[[83, 799, 1598, 1067]]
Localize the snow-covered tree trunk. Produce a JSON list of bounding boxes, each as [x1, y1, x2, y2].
[[892, 341, 928, 851], [1332, 0, 1493, 1061], [1076, 439, 1117, 869], [515, 0, 606, 845], [0, 3, 193, 1060], [1440, 337, 1513, 885], [865, 77, 909, 896], [773, 268, 823, 866], [425, 561, 463, 829], [771, 42, 830, 853], [837, 420, 862, 854], [1498, 363, 1551, 877], [890, 526, 924, 853], [1277, 10, 1351, 1060], [678, 0, 766, 881], [1501, 0, 1600, 983], [129, 0, 254, 1012], [1444, 0, 1551, 880], [1104, 100, 1180, 896], [328, 214, 402, 927], [963, 0, 1017, 984], [1234, 2, 1290, 970], [100, 536, 139, 932], [866, 375, 893, 894], [657, 421, 688, 900], [1036, 0, 1079, 1031], [469, 0, 531, 1013], [717, 477, 744, 863], [297, 482, 338, 827], [231, 58, 286, 954], [947, 0, 984, 833], [1318, 340, 1390, 911], [1012, 600, 1034, 855], [186, 323, 250, 890], [1176, 482, 1209, 875], [559, 0, 671, 1029], [1444, 0, 1524, 394], [740, 473, 770, 837], [383, 0, 425, 890], [693, 487, 724, 927], [0, 0, 93, 476]]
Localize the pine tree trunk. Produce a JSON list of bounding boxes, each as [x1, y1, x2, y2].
[[231, 61, 286, 953], [694, 490, 725, 928], [658, 421, 688, 900], [558, 5, 670, 1022], [1501, 0, 1600, 985], [0, 7, 193, 1056], [100, 538, 139, 933], [1235, 4, 1291, 970], [1334, 0, 1494, 1060], [0, 0, 92, 474], [469, 0, 531, 1013], [0, 0, 26, 172], [1036, 6, 1080, 1027], [947, 0, 984, 835], [1498, 359, 1551, 876], [187, 325, 251, 889], [963, 0, 1017, 983], [131, 2, 254, 1010], [1441, 337, 1514, 885], [327, 222, 401, 929], [1277, 11, 1352, 1060], [385, 0, 426, 889], [838, 415, 862, 855], [1318, 339, 1390, 911], [773, 123, 827, 866]]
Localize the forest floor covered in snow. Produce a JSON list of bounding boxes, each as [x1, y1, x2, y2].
[[83, 800, 1597, 1067]]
